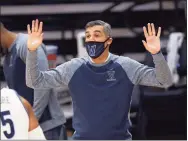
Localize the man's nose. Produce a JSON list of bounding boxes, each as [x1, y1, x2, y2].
[[89, 36, 96, 41]]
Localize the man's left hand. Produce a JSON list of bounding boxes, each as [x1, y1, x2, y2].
[[142, 23, 161, 54]]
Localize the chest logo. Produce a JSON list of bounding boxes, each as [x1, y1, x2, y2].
[[107, 70, 116, 81]]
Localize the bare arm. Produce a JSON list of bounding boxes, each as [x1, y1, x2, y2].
[[20, 97, 39, 131], [21, 97, 46, 139]]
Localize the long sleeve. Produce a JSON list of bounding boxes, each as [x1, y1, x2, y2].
[[119, 52, 173, 88], [26, 50, 83, 89]]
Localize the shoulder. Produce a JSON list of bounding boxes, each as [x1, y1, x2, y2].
[[111, 54, 141, 73], [16, 33, 28, 43], [69, 57, 87, 66], [14, 33, 28, 51], [56, 57, 86, 74], [111, 54, 132, 65]]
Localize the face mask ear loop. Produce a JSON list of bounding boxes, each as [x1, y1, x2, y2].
[[104, 37, 110, 43], [104, 37, 111, 49]]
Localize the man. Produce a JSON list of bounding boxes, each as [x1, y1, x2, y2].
[[0, 22, 66, 139], [26, 19, 173, 139], [1, 88, 46, 140]]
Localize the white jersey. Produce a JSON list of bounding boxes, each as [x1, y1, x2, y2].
[[0, 88, 29, 140]]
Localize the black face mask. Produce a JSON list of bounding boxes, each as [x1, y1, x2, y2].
[[85, 38, 110, 59]]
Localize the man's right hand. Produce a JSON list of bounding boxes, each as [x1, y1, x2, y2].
[[27, 19, 43, 51]]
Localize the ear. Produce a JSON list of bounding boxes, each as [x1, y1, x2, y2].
[[107, 37, 113, 45]]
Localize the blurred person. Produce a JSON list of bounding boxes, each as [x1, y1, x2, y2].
[[0, 22, 67, 139], [26, 19, 173, 139], [0, 88, 46, 140]]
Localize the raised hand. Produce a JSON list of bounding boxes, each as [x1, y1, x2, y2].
[[27, 19, 43, 51], [142, 23, 161, 54]]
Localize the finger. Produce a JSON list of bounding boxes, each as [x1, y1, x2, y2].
[[143, 26, 148, 38], [34, 19, 39, 32], [32, 20, 35, 33], [157, 27, 161, 38], [151, 23, 156, 36], [142, 40, 149, 50], [27, 24, 31, 34], [147, 23, 152, 36], [38, 22, 43, 34]]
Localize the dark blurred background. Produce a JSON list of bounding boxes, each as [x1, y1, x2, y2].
[[0, 0, 187, 140]]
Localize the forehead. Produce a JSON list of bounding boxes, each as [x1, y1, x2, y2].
[[85, 25, 104, 33]]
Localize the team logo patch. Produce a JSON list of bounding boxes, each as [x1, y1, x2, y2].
[[107, 70, 116, 81], [87, 45, 96, 56]]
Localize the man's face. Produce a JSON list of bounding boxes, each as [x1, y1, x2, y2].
[[85, 25, 108, 42], [85, 25, 112, 49]]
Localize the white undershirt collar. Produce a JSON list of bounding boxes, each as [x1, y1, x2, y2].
[[89, 53, 110, 63]]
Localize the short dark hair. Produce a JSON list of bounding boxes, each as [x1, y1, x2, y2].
[[85, 20, 112, 37]]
